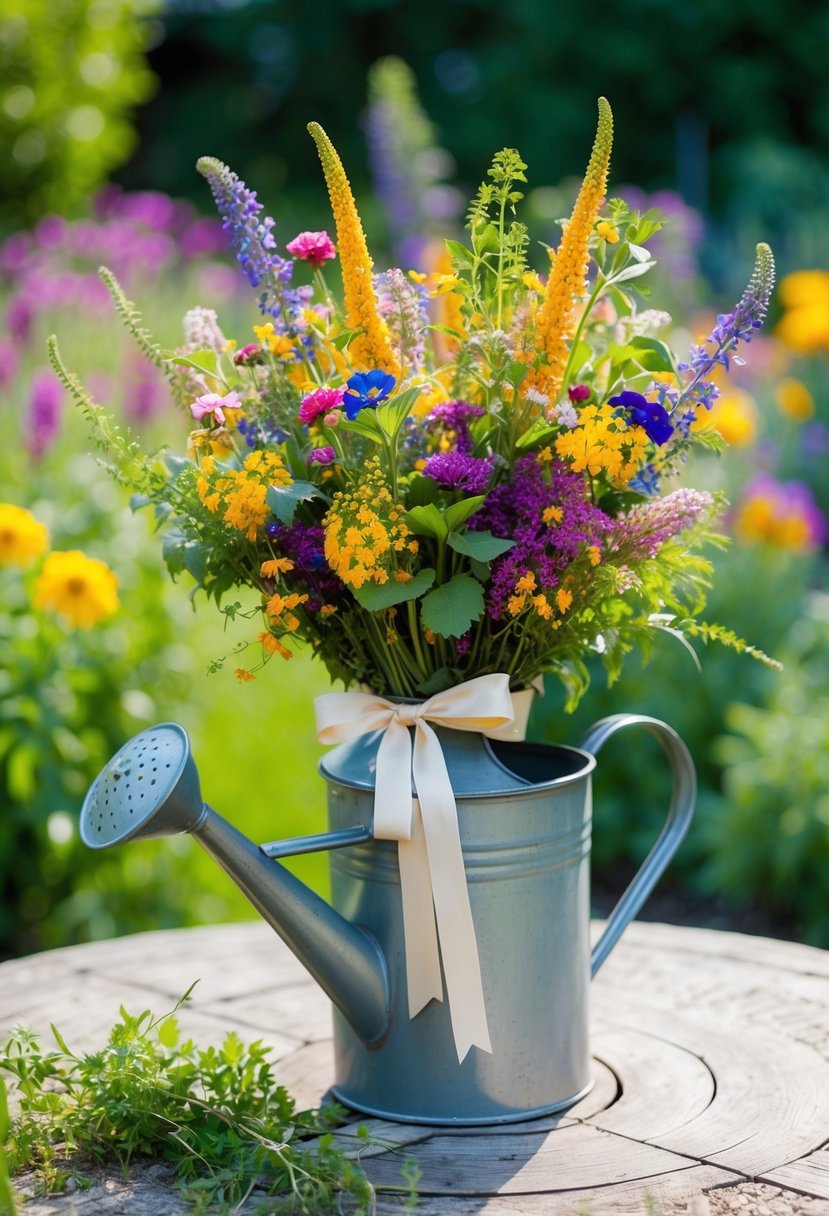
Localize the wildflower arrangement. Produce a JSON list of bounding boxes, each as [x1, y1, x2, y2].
[[54, 98, 778, 704]]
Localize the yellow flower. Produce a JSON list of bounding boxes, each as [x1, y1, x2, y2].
[[234, 667, 256, 682], [0, 503, 49, 569], [596, 220, 619, 244], [555, 403, 647, 482], [775, 270, 829, 354], [253, 322, 275, 343], [530, 98, 614, 404], [556, 588, 573, 613], [308, 123, 399, 376], [775, 378, 814, 422], [702, 388, 758, 446], [542, 505, 563, 525], [323, 457, 416, 589], [267, 334, 295, 359], [34, 550, 119, 628], [260, 558, 295, 578]]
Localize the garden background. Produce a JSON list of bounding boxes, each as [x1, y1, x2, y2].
[[2, 0, 828, 962]]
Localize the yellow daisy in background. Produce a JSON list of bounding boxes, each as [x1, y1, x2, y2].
[[34, 550, 119, 629], [0, 503, 49, 569]]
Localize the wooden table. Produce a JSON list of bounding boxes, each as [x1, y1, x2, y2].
[[3, 921, 829, 1215]]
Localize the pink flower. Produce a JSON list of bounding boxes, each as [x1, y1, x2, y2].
[[233, 343, 264, 366], [298, 385, 345, 424], [190, 390, 241, 425], [308, 445, 336, 466], [568, 384, 591, 403], [285, 230, 337, 268]]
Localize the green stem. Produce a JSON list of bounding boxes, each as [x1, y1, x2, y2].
[[559, 274, 605, 398]]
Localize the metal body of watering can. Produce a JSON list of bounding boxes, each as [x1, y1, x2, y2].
[[80, 713, 696, 1126]]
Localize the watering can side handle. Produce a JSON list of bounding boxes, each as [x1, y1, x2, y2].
[[578, 713, 697, 978]]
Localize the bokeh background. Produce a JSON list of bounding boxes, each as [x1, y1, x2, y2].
[[2, 0, 828, 961]]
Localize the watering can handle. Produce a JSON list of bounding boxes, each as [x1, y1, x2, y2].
[[579, 713, 697, 978]]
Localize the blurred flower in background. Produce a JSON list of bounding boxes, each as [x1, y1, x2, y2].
[[732, 474, 827, 553]]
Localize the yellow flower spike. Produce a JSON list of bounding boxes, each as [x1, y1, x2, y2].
[[532, 97, 614, 404], [307, 122, 400, 377]]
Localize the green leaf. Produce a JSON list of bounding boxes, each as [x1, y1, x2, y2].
[[415, 666, 464, 695], [165, 454, 196, 476], [266, 481, 325, 524], [404, 504, 447, 541], [516, 416, 556, 449], [183, 543, 208, 584], [420, 575, 485, 638], [164, 349, 219, 376], [404, 474, 440, 507], [330, 326, 364, 351], [338, 412, 384, 444], [628, 336, 676, 373], [444, 496, 486, 531], [375, 385, 423, 440], [448, 530, 515, 560], [353, 567, 436, 610], [444, 238, 476, 266]]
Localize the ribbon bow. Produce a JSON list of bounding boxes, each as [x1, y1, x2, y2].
[[315, 673, 515, 1061]]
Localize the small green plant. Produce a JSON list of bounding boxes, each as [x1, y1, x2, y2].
[[0, 986, 377, 1213], [0, 1075, 19, 1216]]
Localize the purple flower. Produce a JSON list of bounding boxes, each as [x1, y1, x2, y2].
[[423, 451, 495, 493], [27, 369, 63, 462], [609, 489, 714, 558], [427, 400, 484, 455], [609, 390, 674, 446], [197, 156, 301, 327], [472, 456, 612, 620], [343, 370, 396, 419], [308, 446, 336, 466], [568, 384, 591, 404]]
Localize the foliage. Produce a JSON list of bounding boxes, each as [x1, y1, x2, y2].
[[0, 1076, 17, 1216], [701, 592, 829, 944], [62, 102, 777, 711], [0, 0, 159, 234], [0, 989, 380, 1213]]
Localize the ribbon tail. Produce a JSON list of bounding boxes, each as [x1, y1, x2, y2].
[[414, 725, 492, 1062], [397, 798, 443, 1017]]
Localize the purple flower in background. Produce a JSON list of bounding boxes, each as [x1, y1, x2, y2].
[[374, 268, 429, 371], [123, 355, 164, 423], [0, 338, 20, 388], [609, 390, 674, 446], [423, 451, 495, 493], [26, 369, 63, 462], [308, 446, 337, 466], [6, 294, 34, 343]]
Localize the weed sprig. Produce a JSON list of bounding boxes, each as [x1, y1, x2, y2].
[[0, 986, 380, 1214]]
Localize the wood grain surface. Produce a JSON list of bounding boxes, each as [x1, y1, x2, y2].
[[3, 920, 829, 1215]]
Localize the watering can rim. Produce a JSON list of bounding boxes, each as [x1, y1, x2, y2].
[[318, 733, 597, 798]]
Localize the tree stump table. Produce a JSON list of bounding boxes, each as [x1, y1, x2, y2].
[[3, 920, 829, 1214]]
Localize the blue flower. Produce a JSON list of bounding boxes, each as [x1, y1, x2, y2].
[[343, 370, 397, 419], [610, 390, 674, 446]]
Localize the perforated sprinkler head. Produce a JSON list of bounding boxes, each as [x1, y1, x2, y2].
[[80, 723, 205, 849]]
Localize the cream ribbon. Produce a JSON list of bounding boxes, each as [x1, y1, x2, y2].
[[315, 673, 517, 1062]]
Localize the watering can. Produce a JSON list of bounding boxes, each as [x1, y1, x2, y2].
[[80, 710, 695, 1125]]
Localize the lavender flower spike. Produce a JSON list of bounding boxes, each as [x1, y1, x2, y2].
[[686, 243, 776, 380], [197, 156, 279, 289]]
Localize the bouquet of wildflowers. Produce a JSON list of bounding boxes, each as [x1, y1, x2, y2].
[[52, 98, 777, 704]]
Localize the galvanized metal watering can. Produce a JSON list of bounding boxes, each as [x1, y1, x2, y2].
[[80, 701, 695, 1126]]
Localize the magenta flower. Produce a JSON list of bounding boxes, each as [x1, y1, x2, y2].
[[568, 384, 591, 403], [298, 386, 345, 424], [27, 369, 63, 462], [308, 445, 337, 466], [286, 231, 337, 268], [234, 343, 264, 366], [190, 390, 241, 425]]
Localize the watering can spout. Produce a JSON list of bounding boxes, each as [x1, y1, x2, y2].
[[80, 723, 391, 1046]]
